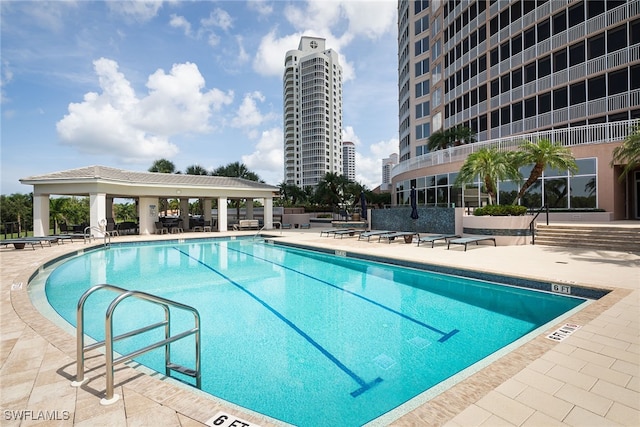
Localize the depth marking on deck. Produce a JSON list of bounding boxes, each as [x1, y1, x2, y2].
[[174, 247, 382, 398], [546, 323, 581, 342], [221, 243, 459, 342]]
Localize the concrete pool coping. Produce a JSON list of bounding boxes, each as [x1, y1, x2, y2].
[[1, 229, 638, 426]]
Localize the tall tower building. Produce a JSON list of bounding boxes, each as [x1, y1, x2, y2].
[[283, 37, 343, 188], [342, 141, 356, 181], [394, 0, 639, 219], [381, 153, 398, 192]]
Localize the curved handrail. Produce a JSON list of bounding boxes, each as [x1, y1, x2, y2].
[[84, 225, 111, 247], [72, 284, 201, 405]]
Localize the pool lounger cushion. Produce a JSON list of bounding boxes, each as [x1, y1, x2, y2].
[[1, 239, 43, 250], [447, 236, 496, 251], [417, 234, 460, 248], [333, 229, 364, 239], [378, 231, 418, 243], [358, 230, 392, 241]]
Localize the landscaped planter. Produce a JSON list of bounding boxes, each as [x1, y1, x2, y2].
[[462, 215, 532, 246]]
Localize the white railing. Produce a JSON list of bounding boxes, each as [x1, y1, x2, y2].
[[391, 119, 639, 179]]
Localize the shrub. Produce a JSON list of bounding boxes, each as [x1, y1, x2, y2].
[[474, 205, 528, 216]]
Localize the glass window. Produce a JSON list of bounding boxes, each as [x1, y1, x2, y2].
[[575, 158, 596, 175], [426, 188, 436, 205], [607, 26, 627, 52], [511, 34, 522, 55], [545, 178, 569, 208], [425, 175, 436, 187], [568, 2, 584, 28], [537, 19, 550, 42], [587, 0, 604, 19], [538, 92, 551, 113], [608, 68, 628, 95], [437, 174, 448, 186], [512, 101, 523, 121], [588, 75, 606, 100], [498, 180, 518, 205], [538, 56, 551, 77], [570, 81, 586, 104], [554, 87, 568, 109], [553, 10, 566, 34], [554, 49, 567, 71], [570, 176, 596, 208], [524, 28, 535, 49], [587, 34, 605, 59], [569, 41, 585, 66], [512, 68, 523, 87]]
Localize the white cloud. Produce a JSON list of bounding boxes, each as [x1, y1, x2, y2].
[[106, 0, 164, 23], [247, 0, 273, 17], [1, 60, 13, 104], [201, 8, 233, 31], [231, 91, 277, 130], [242, 127, 284, 185], [169, 14, 191, 36], [253, 30, 303, 77], [56, 58, 234, 163]]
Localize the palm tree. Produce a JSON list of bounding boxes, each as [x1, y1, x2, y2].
[[316, 172, 350, 211], [514, 138, 578, 203], [185, 164, 209, 175], [455, 148, 521, 205], [427, 126, 476, 151], [212, 162, 262, 221], [148, 159, 176, 173], [610, 125, 640, 182]]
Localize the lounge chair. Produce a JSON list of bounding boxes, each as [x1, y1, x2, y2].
[[333, 229, 364, 239], [377, 231, 419, 243], [300, 223, 311, 229], [447, 236, 497, 251], [416, 234, 460, 248], [1, 239, 42, 250], [281, 223, 292, 229], [320, 228, 341, 237], [358, 230, 392, 242]]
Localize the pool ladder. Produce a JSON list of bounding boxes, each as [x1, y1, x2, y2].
[[71, 284, 201, 405]]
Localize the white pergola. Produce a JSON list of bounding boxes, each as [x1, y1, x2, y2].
[[20, 165, 280, 236]]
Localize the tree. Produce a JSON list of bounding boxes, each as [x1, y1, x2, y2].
[[185, 164, 209, 175], [610, 125, 640, 182], [211, 162, 261, 182], [0, 193, 33, 236], [455, 148, 521, 205], [149, 159, 176, 173], [427, 125, 476, 151], [212, 162, 262, 220], [514, 138, 578, 203]]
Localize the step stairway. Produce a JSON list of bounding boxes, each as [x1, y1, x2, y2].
[[534, 223, 640, 253]]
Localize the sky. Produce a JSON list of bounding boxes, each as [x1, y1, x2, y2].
[[0, 0, 400, 195]]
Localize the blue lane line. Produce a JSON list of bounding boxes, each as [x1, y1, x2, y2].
[[221, 242, 459, 342], [172, 247, 382, 398]]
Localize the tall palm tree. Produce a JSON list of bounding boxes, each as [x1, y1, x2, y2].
[[427, 125, 476, 151], [514, 138, 578, 203], [148, 159, 176, 173], [610, 125, 640, 182], [185, 164, 209, 175], [455, 148, 521, 205], [427, 129, 451, 151], [211, 162, 262, 220]]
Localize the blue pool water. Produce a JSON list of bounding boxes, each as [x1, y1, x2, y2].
[[44, 239, 585, 426]]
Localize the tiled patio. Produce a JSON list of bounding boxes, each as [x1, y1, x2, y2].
[[1, 229, 638, 426]]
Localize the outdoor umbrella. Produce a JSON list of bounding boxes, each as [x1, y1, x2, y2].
[[360, 191, 367, 220], [410, 187, 419, 219]]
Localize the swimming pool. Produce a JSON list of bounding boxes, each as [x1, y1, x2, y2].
[[41, 238, 587, 426]]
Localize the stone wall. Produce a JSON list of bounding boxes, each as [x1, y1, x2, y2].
[[370, 207, 456, 234]]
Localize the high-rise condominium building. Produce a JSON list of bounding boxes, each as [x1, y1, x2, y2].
[[381, 153, 399, 192], [343, 141, 356, 181], [283, 37, 343, 188], [394, 0, 639, 219]]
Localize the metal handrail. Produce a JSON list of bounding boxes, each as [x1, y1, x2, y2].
[[528, 204, 549, 245], [71, 284, 201, 405], [83, 226, 111, 247]]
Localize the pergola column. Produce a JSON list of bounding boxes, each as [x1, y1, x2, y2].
[[33, 194, 50, 237], [180, 198, 189, 230], [89, 192, 107, 237], [246, 199, 254, 219], [203, 199, 212, 220], [218, 196, 228, 231], [138, 197, 158, 235], [263, 197, 273, 229]]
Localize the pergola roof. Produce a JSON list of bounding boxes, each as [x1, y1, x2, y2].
[[20, 165, 279, 199]]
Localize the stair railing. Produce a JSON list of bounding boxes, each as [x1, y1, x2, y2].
[[71, 284, 201, 405], [528, 204, 549, 245]]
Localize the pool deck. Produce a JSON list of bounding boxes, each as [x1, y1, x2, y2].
[[1, 227, 638, 426]]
